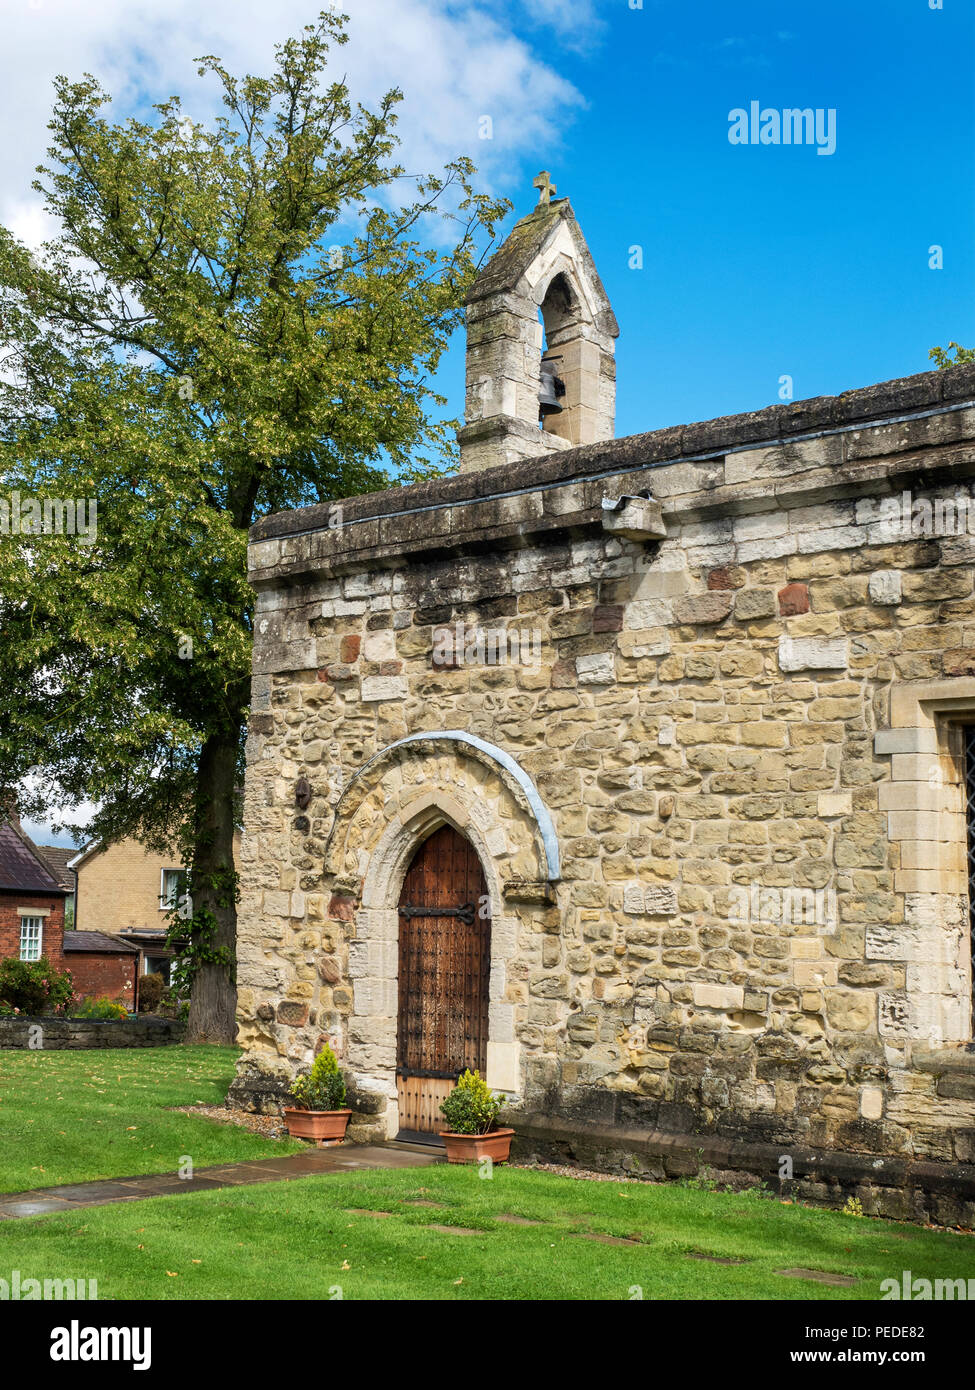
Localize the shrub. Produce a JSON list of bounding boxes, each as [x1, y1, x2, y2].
[[0, 958, 73, 1015], [71, 996, 128, 1020], [439, 1069, 504, 1135], [288, 1042, 346, 1112], [137, 973, 164, 1013], [157, 986, 189, 1019]]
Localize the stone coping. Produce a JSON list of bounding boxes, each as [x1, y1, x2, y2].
[[252, 363, 975, 538], [0, 1013, 175, 1025], [248, 362, 975, 584]]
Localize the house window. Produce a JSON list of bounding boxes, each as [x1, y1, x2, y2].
[[19, 916, 43, 962], [159, 868, 186, 912], [145, 954, 171, 986]]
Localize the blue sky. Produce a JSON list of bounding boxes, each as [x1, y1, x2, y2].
[[438, 0, 975, 439], [5, 0, 971, 447]]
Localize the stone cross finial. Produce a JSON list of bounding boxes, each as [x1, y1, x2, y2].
[[533, 170, 556, 206]]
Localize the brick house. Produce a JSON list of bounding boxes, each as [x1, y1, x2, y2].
[[69, 833, 241, 990], [0, 820, 67, 971], [62, 931, 138, 1008], [68, 838, 183, 1000], [0, 817, 141, 1009], [69, 837, 188, 935]]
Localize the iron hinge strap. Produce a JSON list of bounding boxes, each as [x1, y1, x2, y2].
[[396, 1067, 464, 1081], [398, 902, 475, 924]]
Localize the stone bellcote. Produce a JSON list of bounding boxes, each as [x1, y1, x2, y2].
[[457, 184, 619, 474]]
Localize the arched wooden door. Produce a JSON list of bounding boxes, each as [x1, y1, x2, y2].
[[396, 824, 491, 1138]]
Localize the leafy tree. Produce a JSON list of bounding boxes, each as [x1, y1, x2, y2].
[[0, 12, 507, 1041], [930, 342, 975, 369]]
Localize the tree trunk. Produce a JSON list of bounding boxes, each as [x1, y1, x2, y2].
[[185, 730, 240, 1044]]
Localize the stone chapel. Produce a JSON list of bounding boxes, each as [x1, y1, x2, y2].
[[230, 176, 975, 1222]]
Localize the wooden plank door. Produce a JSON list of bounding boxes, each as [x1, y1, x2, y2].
[[396, 825, 490, 1138]]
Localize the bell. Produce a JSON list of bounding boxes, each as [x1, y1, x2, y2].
[[538, 362, 565, 418]]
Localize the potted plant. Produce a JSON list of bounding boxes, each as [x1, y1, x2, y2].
[[439, 1069, 514, 1163], [283, 1043, 352, 1144]]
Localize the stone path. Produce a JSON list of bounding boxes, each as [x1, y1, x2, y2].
[[0, 1143, 442, 1221]]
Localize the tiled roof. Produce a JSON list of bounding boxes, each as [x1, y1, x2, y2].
[[36, 845, 77, 892], [62, 931, 138, 954], [0, 821, 64, 894]]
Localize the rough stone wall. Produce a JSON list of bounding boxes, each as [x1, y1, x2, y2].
[[233, 365, 975, 1172]]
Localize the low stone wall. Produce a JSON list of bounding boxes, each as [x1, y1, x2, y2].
[[0, 1016, 186, 1049], [511, 1107, 975, 1229]]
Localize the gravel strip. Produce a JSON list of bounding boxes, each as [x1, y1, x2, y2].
[[514, 1161, 655, 1185], [173, 1104, 290, 1140]]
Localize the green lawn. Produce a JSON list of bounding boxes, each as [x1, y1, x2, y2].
[[0, 1045, 302, 1193], [1, 1162, 972, 1300], [2, 1045, 973, 1300]]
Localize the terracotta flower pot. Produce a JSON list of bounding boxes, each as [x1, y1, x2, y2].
[[283, 1107, 352, 1145], [440, 1127, 515, 1164]]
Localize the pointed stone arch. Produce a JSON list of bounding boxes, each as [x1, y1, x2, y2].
[[323, 731, 560, 885], [343, 778, 525, 1137]]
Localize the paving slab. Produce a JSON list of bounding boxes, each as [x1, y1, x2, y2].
[[685, 1250, 748, 1265], [0, 1197, 76, 1218], [777, 1267, 856, 1287], [0, 1143, 442, 1219], [42, 1181, 150, 1201], [190, 1165, 283, 1186], [118, 1177, 232, 1196], [225, 1161, 321, 1178], [570, 1231, 642, 1247]]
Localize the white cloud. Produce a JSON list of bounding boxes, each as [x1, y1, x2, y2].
[[0, 0, 584, 248], [514, 0, 607, 53], [22, 815, 91, 849], [18, 770, 97, 845], [0, 2, 588, 828]]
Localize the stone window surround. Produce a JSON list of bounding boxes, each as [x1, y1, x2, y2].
[[877, 677, 975, 1045]]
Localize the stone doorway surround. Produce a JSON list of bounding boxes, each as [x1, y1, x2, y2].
[[323, 732, 560, 1139], [876, 677, 975, 1045]]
